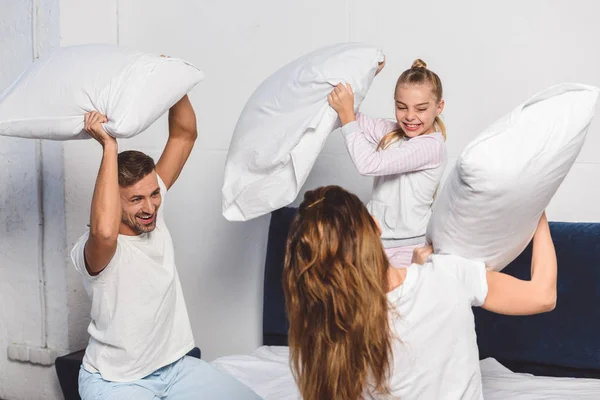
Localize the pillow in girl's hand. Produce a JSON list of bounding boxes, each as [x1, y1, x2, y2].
[[222, 43, 385, 221]]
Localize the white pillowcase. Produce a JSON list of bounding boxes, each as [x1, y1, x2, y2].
[[0, 44, 204, 140], [222, 43, 384, 221], [427, 83, 600, 271]]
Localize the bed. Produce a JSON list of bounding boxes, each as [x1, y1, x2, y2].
[[212, 207, 600, 399]]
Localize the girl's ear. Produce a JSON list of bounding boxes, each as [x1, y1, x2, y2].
[[436, 99, 445, 115]]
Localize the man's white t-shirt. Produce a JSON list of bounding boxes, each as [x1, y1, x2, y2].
[[367, 254, 488, 399], [71, 174, 195, 382]]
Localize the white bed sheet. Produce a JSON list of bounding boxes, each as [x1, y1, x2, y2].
[[211, 346, 600, 399]]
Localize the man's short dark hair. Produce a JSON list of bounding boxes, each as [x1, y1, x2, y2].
[[117, 150, 156, 187]]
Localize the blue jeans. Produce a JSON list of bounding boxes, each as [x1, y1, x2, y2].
[[78, 356, 262, 399]]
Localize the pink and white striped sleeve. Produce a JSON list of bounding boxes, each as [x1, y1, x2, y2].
[[341, 115, 444, 176], [353, 112, 399, 145]]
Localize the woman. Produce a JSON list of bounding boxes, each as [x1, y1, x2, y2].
[[283, 185, 556, 399]]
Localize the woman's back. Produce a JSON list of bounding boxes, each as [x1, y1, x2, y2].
[[371, 254, 487, 400], [285, 185, 556, 400]]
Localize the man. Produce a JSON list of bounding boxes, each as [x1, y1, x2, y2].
[[71, 95, 260, 399]]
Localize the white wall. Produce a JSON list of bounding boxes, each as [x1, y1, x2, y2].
[[0, 0, 65, 399], [2, 0, 600, 398], [58, 0, 600, 366]]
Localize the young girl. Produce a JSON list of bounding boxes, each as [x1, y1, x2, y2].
[[328, 59, 446, 268], [283, 185, 556, 400]]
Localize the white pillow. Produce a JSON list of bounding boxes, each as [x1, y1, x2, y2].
[[0, 44, 204, 140], [222, 43, 384, 221], [426, 83, 600, 271]]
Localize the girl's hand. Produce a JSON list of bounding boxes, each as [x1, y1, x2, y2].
[[327, 83, 356, 125], [412, 244, 433, 265]]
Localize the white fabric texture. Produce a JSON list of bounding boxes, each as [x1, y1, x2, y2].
[[378, 255, 488, 400], [222, 43, 385, 221], [427, 83, 600, 270], [340, 120, 446, 245], [70, 174, 195, 382], [212, 347, 600, 400], [0, 44, 204, 140], [213, 254, 488, 399]]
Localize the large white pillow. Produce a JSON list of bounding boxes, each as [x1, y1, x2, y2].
[[426, 83, 600, 271], [0, 44, 204, 140], [222, 43, 384, 221]]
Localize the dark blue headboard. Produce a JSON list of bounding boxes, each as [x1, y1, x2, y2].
[[474, 222, 600, 378], [262, 207, 600, 378], [263, 207, 297, 346]]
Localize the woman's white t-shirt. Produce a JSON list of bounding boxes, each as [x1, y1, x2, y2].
[[367, 254, 488, 399]]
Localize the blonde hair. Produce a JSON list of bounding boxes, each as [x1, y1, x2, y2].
[[283, 186, 393, 400], [377, 58, 446, 150]]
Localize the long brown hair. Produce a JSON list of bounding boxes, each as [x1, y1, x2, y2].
[[377, 58, 446, 150], [283, 185, 392, 400]]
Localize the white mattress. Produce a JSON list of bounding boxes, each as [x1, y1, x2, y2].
[[211, 346, 600, 399]]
